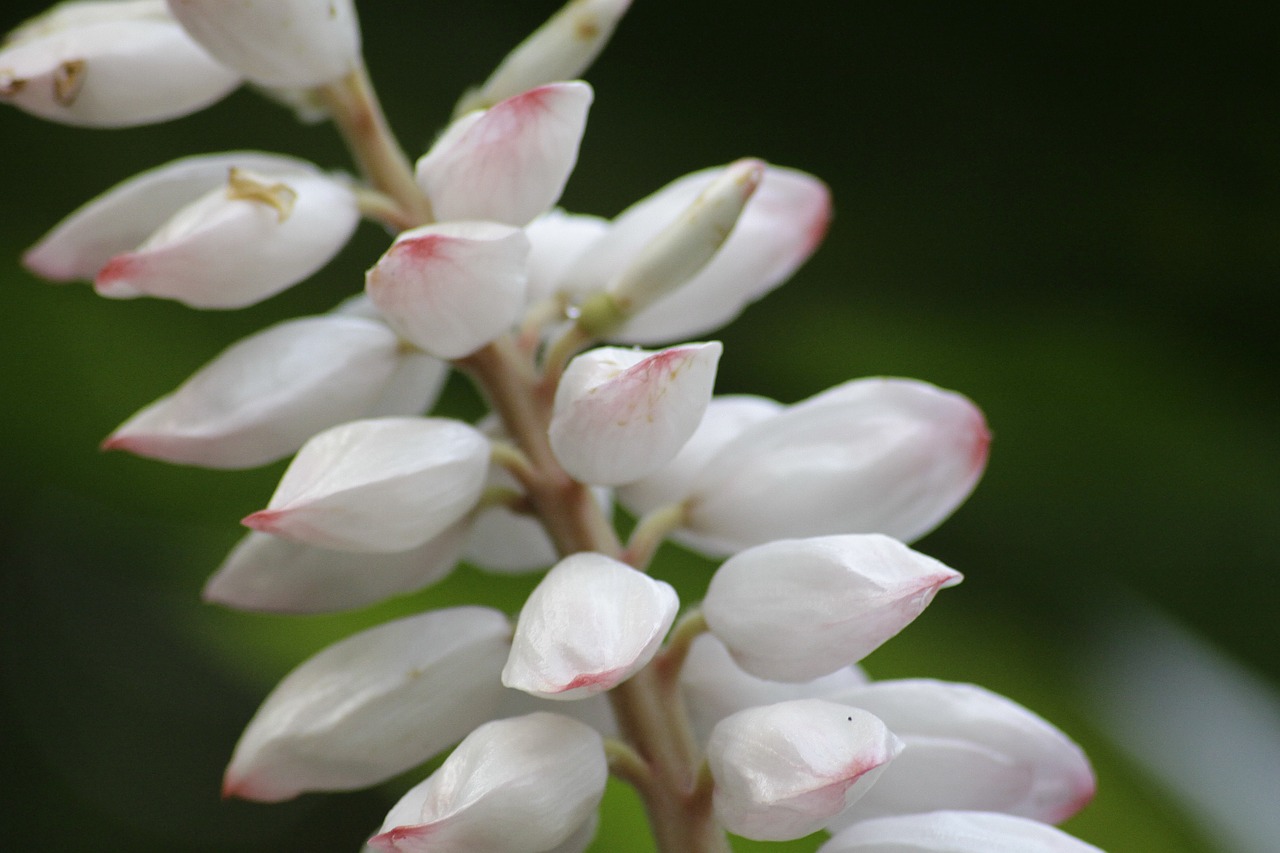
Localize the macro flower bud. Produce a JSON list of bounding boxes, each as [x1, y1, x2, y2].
[[819, 810, 1107, 853], [455, 0, 632, 114], [549, 342, 722, 486], [416, 81, 593, 227], [223, 607, 511, 802], [503, 552, 678, 699], [0, 0, 240, 127], [242, 417, 489, 553], [166, 0, 361, 88], [827, 679, 1096, 827], [367, 712, 607, 853], [365, 221, 530, 359], [708, 699, 903, 841], [702, 534, 962, 681]]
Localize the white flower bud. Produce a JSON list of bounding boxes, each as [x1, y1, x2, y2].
[[416, 82, 593, 227], [524, 208, 609, 304], [0, 0, 240, 127], [103, 315, 403, 469], [332, 293, 450, 416], [826, 680, 1096, 827], [165, 0, 361, 88], [223, 607, 511, 802], [503, 553, 678, 699], [243, 417, 489, 553], [367, 712, 607, 853], [702, 535, 962, 682], [549, 342, 722, 486], [819, 810, 1107, 853], [708, 699, 903, 841], [365, 221, 530, 359], [455, 0, 632, 114]]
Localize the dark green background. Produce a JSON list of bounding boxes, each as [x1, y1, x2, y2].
[[2, 2, 1277, 851]]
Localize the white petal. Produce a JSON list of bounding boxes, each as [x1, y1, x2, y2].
[[243, 417, 489, 553], [223, 606, 511, 801], [702, 534, 962, 681], [332, 294, 450, 416], [103, 315, 401, 469], [202, 522, 467, 614], [0, 2, 240, 127], [549, 342, 722, 486], [495, 686, 618, 739], [416, 81, 593, 227], [502, 552, 678, 699], [524, 208, 609, 304], [365, 221, 529, 359], [819, 811, 1107, 853], [826, 680, 1096, 826], [166, 0, 361, 87], [708, 699, 903, 841], [93, 166, 359, 308], [367, 712, 607, 853]]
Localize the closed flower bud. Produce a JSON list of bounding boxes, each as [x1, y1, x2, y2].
[[223, 607, 511, 802], [708, 699, 903, 841], [455, 0, 632, 114], [819, 810, 1107, 853], [826, 679, 1096, 827], [549, 342, 722, 486], [416, 81, 593, 227], [365, 221, 530, 359], [102, 315, 403, 469], [503, 552, 678, 699], [702, 535, 962, 682], [166, 0, 361, 88], [0, 0, 240, 127], [242, 417, 489, 553], [367, 712, 607, 853]]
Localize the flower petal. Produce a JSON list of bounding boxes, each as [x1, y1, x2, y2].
[[819, 810, 1107, 853], [524, 208, 609, 304]]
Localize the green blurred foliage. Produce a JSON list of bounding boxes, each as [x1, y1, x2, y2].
[[3, 1, 1277, 851]]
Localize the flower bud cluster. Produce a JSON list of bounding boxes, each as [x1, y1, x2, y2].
[[3, 2, 1106, 852]]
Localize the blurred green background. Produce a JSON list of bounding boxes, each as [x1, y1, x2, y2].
[[2, 2, 1278, 851]]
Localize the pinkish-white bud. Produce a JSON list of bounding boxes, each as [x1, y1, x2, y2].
[[708, 699, 903, 841], [365, 221, 530, 359], [819, 811, 1107, 853], [416, 82, 593, 227], [682, 378, 991, 555], [367, 712, 607, 853], [102, 315, 403, 469], [0, 0, 241, 127], [702, 535, 962, 682], [503, 552, 678, 699], [203, 521, 467, 614], [166, 0, 360, 88], [455, 0, 632, 115], [549, 342, 722, 486], [242, 417, 489, 553], [223, 606, 511, 802], [826, 679, 1096, 827]]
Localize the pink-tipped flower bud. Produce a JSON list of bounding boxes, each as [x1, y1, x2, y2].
[[819, 810, 1107, 853]]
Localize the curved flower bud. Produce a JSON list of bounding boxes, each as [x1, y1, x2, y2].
[[223, 606, 511, 802], [819, 810, 1107, 853], [502, 553, 678, 699], [0, 0, 241, 127], [367, 712, 607, 853], [680, 633, 869, 745], [243, 417, 489, 553], [455, 0, 632, 114], [826, 680, 1096, 827], [202, 521, 467, 614], [682, 378, 991, 555], [549, 342, 722, 486], [365, 221, 530, 359], [416, 81, 593, 227], [102, 315, 402, 469], [708, 699, 903, 841], [703, 535, 962, 682], [165, 0, 361, 88], [93, 164, 359, 308]]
